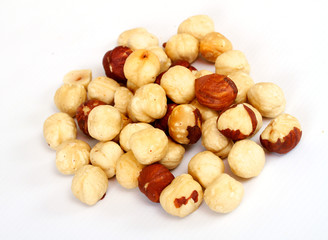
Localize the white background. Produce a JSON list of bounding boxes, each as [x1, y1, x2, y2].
[[1, 0, 328, 239]]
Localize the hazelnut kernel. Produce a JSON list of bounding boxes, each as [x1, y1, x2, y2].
[[159, 138, 185, 170], [63, 69, 92, 89], [200, 32, 233, 62], [87, 76, 120, 104], [177, 15, 215, 40], [215, 50, 250, 76]]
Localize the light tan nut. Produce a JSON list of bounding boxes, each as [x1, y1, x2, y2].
[[215, 50, 250, 76], [147, 46, 172, 73], [160, 174, 203, 218], [160, 66, 196, 104], [118, 27, 159, 50], [204, 173, 244, 213], [55, 139, 90, 175], [113, 86, 133, 115], [177, 15, 215, 40], [190, 98, 219, 122], [246, 103, 263, 136], [260, 113, 302, 154], [63, 69, 92, 89], [43, 112, 77, 150], [87, 76, 120, 104], [159, 139, 185, 170], [90, 141, 124, 178], [116, 151, 145, 189], [193, 69, 213, 79], [228, 139, 265, 178], [71, 165, 108, 206], [247, 82, 286, 118], [188, 151, 224, 188], [54, 83, 87, 117], [112, 113, 133, 143], [123, 49, 161, 89], [126, 80, 139, 93], [130, 128, 168, 165], [200, 32, 233, 62], [88, 105, 122, 141], [227, 71, 254, 104]]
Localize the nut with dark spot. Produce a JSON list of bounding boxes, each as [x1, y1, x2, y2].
[[153, 103, 178, 133]]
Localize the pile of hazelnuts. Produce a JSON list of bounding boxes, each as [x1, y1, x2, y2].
[[43, 15, 302, 217]]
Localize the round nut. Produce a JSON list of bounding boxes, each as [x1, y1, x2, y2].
[[177, 15, 215, 40], [204, 173, 244, 213], [71, 165, 108, 206], [159, 174, 203, 218], [43, 112, 77, 150], [188, 151, 224, 188], [193, 69, 213, 79], [228, 139, 265, 178], [159, 138, 185, 170], [227, 71, 254, 104], [113, 87, 133, 115], [260, 113, 302, 154], [118, 28, 159, 50], [55, 139, 91, 175], [200, 32, 233, 62], [54, 83, 87, 117], [215, 50, 250, 76], [90, 141, 124, 178], [247, 82, 286, 118], [190, 98, 219, 122], [171, 60, 198, 72], [153, 103, 178, 134], [87, 76, 120, 104], [63, 69, 92, 89], [88, 105, 122, 142], [147, 46, 172, 73], [112, 113, 133, 143]]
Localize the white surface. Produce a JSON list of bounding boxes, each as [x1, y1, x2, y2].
[[1, 0, 328, 239]]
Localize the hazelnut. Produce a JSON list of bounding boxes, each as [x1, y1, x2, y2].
[[164, 33, 199, 63], [55, 139, 91, 175], [227, 71, 254, 104], [215, 50, 250, 76], [90, 141, 124, 178], [228, 139, 265, 178], [147, 46, 172, 73], [118, 27, 159, 50], [159, 174, 203, 218], [113, 86, 133, 115], [153, 103, 178, 133], [116, 151, 145, 189], [54, 83, 87, 117], [188, 151, 224, 188], [168, 104, 202, 145], [159, 138, 185, 170], [43, 112, 77, 150], [204, 173, 244, 213], [138, 163, 175, 203], [63, 69, 92, 89], [171, 60, 198, 72], [260, 113, 302, 154], [87, 76, 120, 104], [71, 165, 108, 206], [247, 82, 286, 118], [177, 15, 215, 40], [193, 69, 213, 79], [129, 128, 168, 165], [190, 98, 219, 122], [88, 105, 122, 142], [126, 80, 139, 93], [112, 113, 133, 143], [195, 73, 238, 111], [200, 32, 233, 62]]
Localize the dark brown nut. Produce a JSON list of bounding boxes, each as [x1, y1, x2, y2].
[[153, 103, 178, 133], [138, 163, 175, 203], [195, 73, 238, 111], [102, 46, 133, 83], [260, 113, 302, 154], [76, 99, 106, 136]]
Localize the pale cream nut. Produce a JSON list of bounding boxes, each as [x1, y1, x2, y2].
[[177, 15, 215, 40], [117, 27, 159, 50], [71, 165, 108, 206], [204, 173, 244, 213], [43, 112, 77, 150], [114, 86, 133, 115], [227, 71, 254, 104], [63, 69, 92, 89], [111, 113, 133, 143], [215, 50, 250, 76], [87, 76, 120, 104], [147, 46, 172, 73], [190, 98, 219, 122], [159, 139, 185, 170], [193, 69, 213, 79], [200, 32, 233, 62], [126, 80, 139, 93]]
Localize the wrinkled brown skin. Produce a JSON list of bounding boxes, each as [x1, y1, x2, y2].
[[187, 109, 202, 144], [174, 190, 199, 208], [153, 103, 178, 133], [260, 127, 302, 154]]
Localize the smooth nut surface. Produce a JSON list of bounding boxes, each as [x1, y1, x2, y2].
[[147, 46, 172, 73], [227, 71, 254, 104], [113, 86, 133, 115], [118, 28, 159, 50], [215, 50, 250, 75], [177, 15, 215, 40], [63, 69, 92, 89], [190, 99, 219, 122], [87, 76, 120, 104], [200, 32, 233, 62], [159, 138, 185, 170]]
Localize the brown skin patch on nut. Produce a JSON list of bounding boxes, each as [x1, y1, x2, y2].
[[174, 190, 199, 208], [243, 104, 257, 135], [171, 60, 197, 71], [187, 109, 202, 144], [153, 103, 178, 133]]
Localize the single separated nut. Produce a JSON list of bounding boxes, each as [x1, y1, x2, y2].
[[190, 99, 219, 122], [247, 82, 286, 118], [159, 138, 185, 170], [118, 27, 159, 50], [227, 71, 254, 104], [113, 87, 133, 115], [168, 104, 202, 145], [54, 83, 87, 117], [177, 15, 215, 40], [63, 69, 92, 89], [43, 112, 77, 150], [204, 173, 244, 213], [147, 46, 172, 73], [200, 32, 233, 62], [228, 139, 265, 178], [87, 76, 120, 104], [260, 113, 302, 154], [160, 174, 203, 218], [188, 151, 225, 188], [71, 165, 108, 206], [215, 50, 250, 76], [55, 139, 91, 175], [88, 105, 122, 141]]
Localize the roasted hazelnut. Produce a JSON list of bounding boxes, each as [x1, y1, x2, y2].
[[159, 138, 185, 170], [215, 50, 250, 76], [195, 73, 238, 111], [227, 71, 254, 104], [260, 113, 302, 154], [147, 46, 172, 73], [200, 32, 233, 62], [177, 15, 215, 40], [113, 87, 133, 115], [138, 163, 175, 203], [87, 76, 120, 104], [190, 99, 219, 122], [63, 69, 92, 89], [118, 27, 159, 50], [153, 103, 178, 133]]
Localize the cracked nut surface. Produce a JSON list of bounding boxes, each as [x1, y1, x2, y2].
[[215, 50, 250, 76], [177, 15, 215, 40], [200, 32, 233, 62], [159, 138, 185, 170], [63, 69, 92, 89], [87, 76, 120, 104]]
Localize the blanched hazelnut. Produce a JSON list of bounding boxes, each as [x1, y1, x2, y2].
[[188, 151, 224, 188], [164, 33, 199, 63], [118, 27, 159, 50], [88, 105, 122, 141], [54, 83, 87, 117], [63, 69, 92, 89], [43, 112, 77, 150], [193, 69, 213, 79], [71, 165, 108, 206], [227, 71, 254, 104], [87, 76, 120, 104], [126, 80, 139, 93], [159, 138, 185, 170], [200, 32, 233, 62], [153, 103, 178, 134], [119, 123, 153, 152], [160, 66, 196, 104], [215, 50, 250, 76], [113, 87, 133, 115], [247, 82, 286, 118], [55, 139, 91, 175], [147, 46, 172, 73], [190, 98, 219, 122], [177, 15, 215, 40], [159, 174, 203, 218], [116, 151, 145, 189], [130, 128, 168, 165], [90, 141, 124, 178], [260, 113, 302, 154], [204, 173, 244, 213]]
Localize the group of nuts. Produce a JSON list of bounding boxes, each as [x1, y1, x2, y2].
[[43, 15, 302, 217]]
